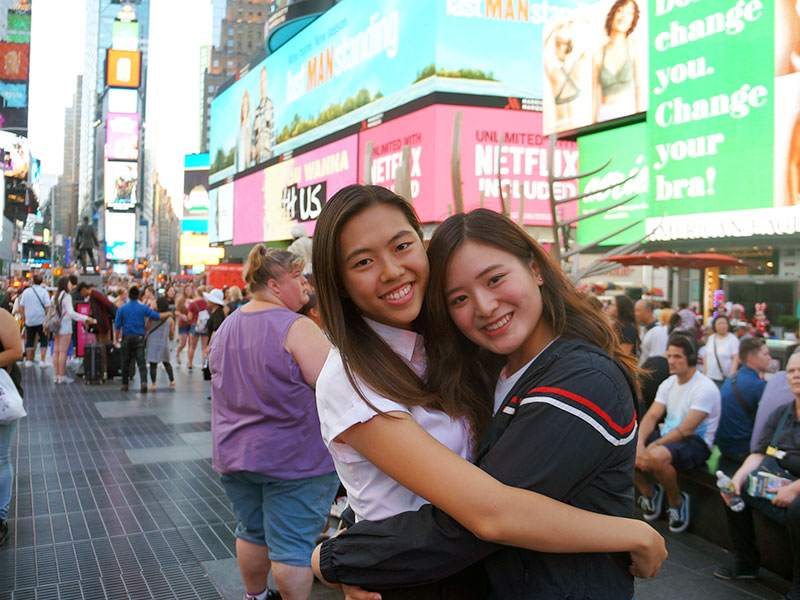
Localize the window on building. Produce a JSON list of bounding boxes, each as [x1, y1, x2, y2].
[[227, 39, 233, 47], [213, 59, 219, 67]]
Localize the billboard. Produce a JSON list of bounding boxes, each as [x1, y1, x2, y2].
[[577, 122, 649, 245], [0, 42, 29, 81], [107, 88, 138, 114], [104, 160, 138, 210], [106, 49, 141, 88], [112, 21, 139, 51], [105, 112, 139, 160], [179, 233, 224, 266], [0, 131, 28, 178], [542, 0, 649, 134], [0, 82, 26, 108], [217, 182, 234, 243], [183, 153, 209, 220], [105, 211, 136, 260], [209, 0, 583, 184], [233, 133, 358, 244], [358, 104, 578, 225], [644, 0, 776, 241]]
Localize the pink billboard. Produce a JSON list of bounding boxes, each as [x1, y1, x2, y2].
[[358, 105, 578, 226], [105, 112, 139, 160], [233, 133, 358, 244]]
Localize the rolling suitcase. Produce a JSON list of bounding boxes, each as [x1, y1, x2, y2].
[[106, 343, 121, 379], [84, 342, 104, 384]]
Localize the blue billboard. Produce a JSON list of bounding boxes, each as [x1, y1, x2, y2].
[[209, 0, 580, 184]]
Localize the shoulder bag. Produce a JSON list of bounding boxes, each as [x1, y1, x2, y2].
[[0, 367, 25, 422]]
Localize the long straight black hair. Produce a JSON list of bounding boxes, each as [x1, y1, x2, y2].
[[312, 185, 492, 442]]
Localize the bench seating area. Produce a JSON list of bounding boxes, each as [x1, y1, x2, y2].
[[677, 449, 792, 580]]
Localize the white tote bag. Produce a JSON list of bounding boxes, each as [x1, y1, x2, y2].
[[0, 368, 25, 422]]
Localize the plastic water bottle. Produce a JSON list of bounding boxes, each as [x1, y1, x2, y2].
[[716, 470, 745, 512]]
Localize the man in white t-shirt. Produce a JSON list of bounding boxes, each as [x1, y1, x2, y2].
[[634, 333, 721, 533], [18, 275, 51, 366], [635, 299, 668, 367]]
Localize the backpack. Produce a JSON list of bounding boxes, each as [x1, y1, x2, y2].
[[195, 308, 210, 334], [42, 292, 63, 335]]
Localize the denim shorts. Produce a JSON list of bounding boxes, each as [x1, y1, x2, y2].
[[178, 325, 190, 334], [220, 470, 338, 567], [189, 324, 207, 337]]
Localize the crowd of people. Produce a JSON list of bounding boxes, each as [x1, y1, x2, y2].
[[0, 185, 798, 600], [604, 294, 800, 599], [0, 273, 256, 549]]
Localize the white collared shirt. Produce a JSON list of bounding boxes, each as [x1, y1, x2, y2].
[[315, 318, 472, 522]]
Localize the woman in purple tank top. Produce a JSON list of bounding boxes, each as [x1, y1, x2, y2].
[[208, 244, 338, 600]]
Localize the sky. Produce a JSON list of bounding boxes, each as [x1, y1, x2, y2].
[[28, 0, 213, 209]]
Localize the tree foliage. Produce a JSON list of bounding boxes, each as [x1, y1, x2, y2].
[[276, 88, 384, 144]]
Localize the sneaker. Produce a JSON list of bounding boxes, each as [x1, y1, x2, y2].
[[23, 360, 32, 367], [61, 376, 74, 384], [668, 492, 691, 532], [0, 520, 7, 546], [38, 361, 48, 368], [120, 385, 128, 392], [53, 376, 61, 384], [140, 386, 147, 394], [637, 484, 664, 521], [713, 564, 759, 580], [266, 591, 281, 599], [149, 385, 156, 391]]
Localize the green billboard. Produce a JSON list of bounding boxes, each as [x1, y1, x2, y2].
[[648, 0, 773, 218], [577, 122, 649, 245], [579, 1, 800, 246]]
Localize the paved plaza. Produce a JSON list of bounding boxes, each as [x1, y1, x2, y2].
[[0, 361, 791, 599]]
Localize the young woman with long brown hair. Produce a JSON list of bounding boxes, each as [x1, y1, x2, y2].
[[310, 186, 664, 599]]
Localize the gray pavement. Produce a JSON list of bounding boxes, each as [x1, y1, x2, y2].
[[0, 357, 790, 599]]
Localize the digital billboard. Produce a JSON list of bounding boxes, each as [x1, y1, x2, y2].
[[0, 82, 26, 108], [233, 133, 358, 244], [0, 131, 28, 179], [644, 0, 776, 241], [112, 21, 139, 51], [358, 104, 578, 225], [107, 88, 138, 114], [106, 49, 141, 88], [104, 160, 138, 210], [208, 187, 218, 244], [209, 0, 583, 184], [217, 182, 234, 243], [542, 0, 649, 134], [179, 233, 224, 266], [105, 211, 136, 260], [0, 43, 29, 81], [577, 122, 649, 245], [105, 112, 139, 160], [183, 153, 209, 220]]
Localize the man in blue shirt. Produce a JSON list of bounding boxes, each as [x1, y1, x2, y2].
[[716, 338, 771, 465], [114, 285, 169, 393]]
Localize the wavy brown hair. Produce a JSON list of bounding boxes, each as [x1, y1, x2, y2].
[[425, 209, 641, 417], [605, 0, 639, 36], [312, 184, 491, 442]]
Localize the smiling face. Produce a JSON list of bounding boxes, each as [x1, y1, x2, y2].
[[338, 204, 429, 330], [444, 241, 552, 373], [612, 0, 636, 34]]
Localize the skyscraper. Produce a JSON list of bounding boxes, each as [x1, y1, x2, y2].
[[200, 0, 269, 152], [78, 0, 150, 262]]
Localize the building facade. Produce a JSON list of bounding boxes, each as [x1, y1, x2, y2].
[[200, 0, 269, 152]]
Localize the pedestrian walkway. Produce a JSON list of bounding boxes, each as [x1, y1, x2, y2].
[[0, 362, 790, 599]]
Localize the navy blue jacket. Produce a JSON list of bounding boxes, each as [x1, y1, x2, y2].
[[319, 337, 638, 599]]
